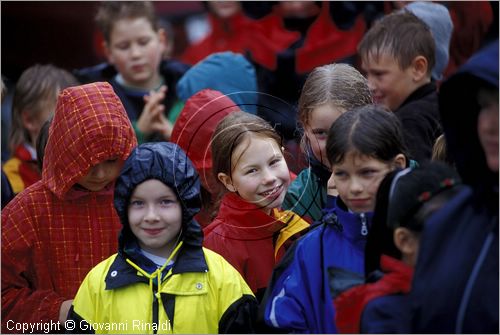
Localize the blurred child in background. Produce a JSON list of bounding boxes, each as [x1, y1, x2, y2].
[[3, 64, 78, 194]]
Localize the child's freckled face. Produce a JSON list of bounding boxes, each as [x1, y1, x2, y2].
[[304, 103, 344, 170], [106, 17, 164, 89], [128, 179, 182, 258]]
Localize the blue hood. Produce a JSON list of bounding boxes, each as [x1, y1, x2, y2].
[[114, 142, 203, 250], [438, 40, 498, 208], [176, 52, 258, 114]]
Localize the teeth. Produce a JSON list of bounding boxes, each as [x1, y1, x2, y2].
[[261, 185, 280, 196]]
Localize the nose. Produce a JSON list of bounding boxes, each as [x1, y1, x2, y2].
[[90, 163, 107, 179], [144, 205, 159, 222], [261, 167, 277, 185], [130, 43, 142, 58], [367, 78, 376, 93], [349, 177, 363, 194]]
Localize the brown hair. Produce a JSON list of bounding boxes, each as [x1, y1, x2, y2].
[[95, 1, 159, 43], [358, 11, 436, 75], [211, 111, 282, 181], [9, 64, 78, 153]]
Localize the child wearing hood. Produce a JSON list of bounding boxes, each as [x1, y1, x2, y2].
[[67, 142, 257, 333], [411, 40, 499, 333], [1, 82, 137, 331]]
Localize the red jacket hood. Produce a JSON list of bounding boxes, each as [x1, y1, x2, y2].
[[42, 82, 137, 200], [171, 89, 240, 190]]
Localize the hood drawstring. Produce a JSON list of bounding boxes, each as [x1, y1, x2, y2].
[[126, 241, 184, 295]]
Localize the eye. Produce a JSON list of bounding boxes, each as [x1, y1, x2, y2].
[[334, 171, 346, 178], [105, 158, 118, 164], [138, 37, 151, 46], [115, 42, 129, 50], [312, 129, 328, 138], [160, 199, 176, 206], [361, 169, 377, 176], [129, 200, 144, 208], [245, 168, 257, 175], [270, 158, 282, 166]]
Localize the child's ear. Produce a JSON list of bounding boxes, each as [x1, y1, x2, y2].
[[217, 172, 236, 193], [393, 153, 407, 169], [157, 28, 168, 57], [411, 55, 429, 82], [103, 42, 114, 65], [394, 227, 419, 266]]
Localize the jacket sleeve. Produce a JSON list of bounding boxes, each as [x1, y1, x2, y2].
[[218, 294, 258, 334], [1, 211, 65, 332], [261, 241, 311, 332], [66, 267, 101, 334], [208, 250, 258, 333]]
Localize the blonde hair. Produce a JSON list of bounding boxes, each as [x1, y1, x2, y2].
[[298, 63, 372, 127], [432, 134, 453, 165]]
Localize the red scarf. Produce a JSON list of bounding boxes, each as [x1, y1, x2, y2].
[[334, 255, 414, 333]]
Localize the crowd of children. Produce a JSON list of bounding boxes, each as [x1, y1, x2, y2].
[[1, 1, 498, 334]]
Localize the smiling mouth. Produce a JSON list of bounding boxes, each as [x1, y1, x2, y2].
[[260, 184, 283, 198], [143, 228, 164, 236]]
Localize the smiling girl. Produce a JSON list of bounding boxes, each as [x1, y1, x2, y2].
[[262, 104, 409, 333], [204, 111, 310, 301]]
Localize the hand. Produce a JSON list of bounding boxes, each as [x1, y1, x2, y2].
[[327, 172, 339, 197], [137, 85, 173, 140], [59, 299, 73, 324]]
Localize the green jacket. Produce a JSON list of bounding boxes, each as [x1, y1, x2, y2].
[[282, 168, 327, 223], [68, 246, 256, 334]]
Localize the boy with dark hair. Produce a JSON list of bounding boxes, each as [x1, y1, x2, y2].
[[358, 10, 441, 163], [75, 1, 189, 143]]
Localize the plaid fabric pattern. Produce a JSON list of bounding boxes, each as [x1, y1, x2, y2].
[[2, 82, 137, 330]]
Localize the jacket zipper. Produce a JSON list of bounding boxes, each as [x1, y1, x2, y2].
[[360, 213, 368, 236]]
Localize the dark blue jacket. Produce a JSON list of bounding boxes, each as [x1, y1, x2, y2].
[[74, 60, 189, 137], [262, 195, 373, 333], [411, 40, 499, 333]]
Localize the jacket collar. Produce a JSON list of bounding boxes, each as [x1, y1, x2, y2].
[[214, 192, 287, 239], [323, 195, 374, 251], [107, 235, 208, 290], [398, 81, 436, 110]]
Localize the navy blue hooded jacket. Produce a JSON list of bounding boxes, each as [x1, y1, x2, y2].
[[411, 40, 499, 333]]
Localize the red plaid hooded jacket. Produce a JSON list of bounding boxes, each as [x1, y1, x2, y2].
[[1, 82, 137, 330]]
